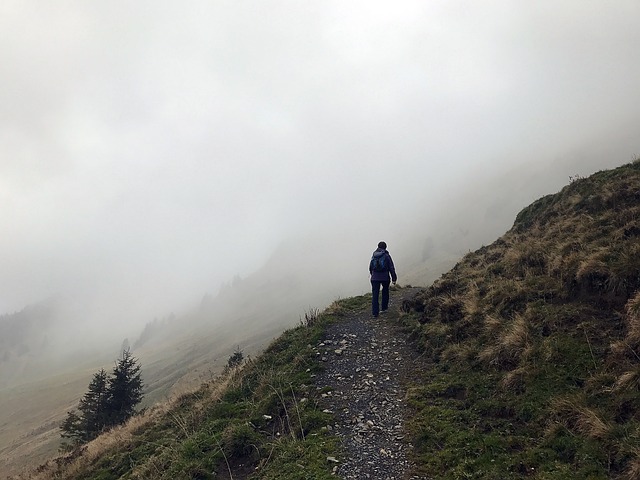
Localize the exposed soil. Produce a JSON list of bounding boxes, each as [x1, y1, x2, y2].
[[314, 287, 429, 479]]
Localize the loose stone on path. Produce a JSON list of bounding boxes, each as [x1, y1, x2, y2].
[[314, 288, 428, 479]]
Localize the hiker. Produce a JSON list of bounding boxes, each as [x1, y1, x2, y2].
[[369, 241, 397, 317]]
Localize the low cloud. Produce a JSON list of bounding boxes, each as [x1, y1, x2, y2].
[[0, 1, 639, 330]]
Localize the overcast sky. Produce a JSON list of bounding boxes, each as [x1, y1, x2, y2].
[[1, 1, 639, 324]]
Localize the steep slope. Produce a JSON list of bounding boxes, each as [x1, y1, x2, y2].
[[13, 289, 426, 480], [12, 301, 353, 480], [0, 299, 82, 389], [401, 159, 640, 478], [10, 159, 640, 479], [0, 235, 369, 477]]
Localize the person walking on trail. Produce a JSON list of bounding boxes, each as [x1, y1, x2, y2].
[[369, 241, 397, 317]]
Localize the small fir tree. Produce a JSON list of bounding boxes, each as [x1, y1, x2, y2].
[[61, 368, 110, 443], [60, 411, 83, 445], [105, 348, 144, 426], [226, 346, 244, 370], [78, 368, 110, 439], [60, 351, 143, 445]]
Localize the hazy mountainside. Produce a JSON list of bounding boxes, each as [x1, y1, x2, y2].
[[0, 299, 108, 389], [14, 159, 640, 479], [0, 234, 386, 477], [401, 159, 640, 477], [130, 238, 372, 403], [0, 301, 55, 388], [132, 235, 366, 348]]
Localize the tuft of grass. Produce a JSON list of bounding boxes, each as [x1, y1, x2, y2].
[[299, 307, 321, 328], [624, 291, 640, 344], [549, 397, 613, 440], [613, 367, 640, 392], [478, 313, 532, 369]]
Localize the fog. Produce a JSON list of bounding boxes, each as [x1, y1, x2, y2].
[[1, 1, 640, 341]]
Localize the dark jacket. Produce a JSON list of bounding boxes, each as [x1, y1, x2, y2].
[[369, 248, 397, 283]]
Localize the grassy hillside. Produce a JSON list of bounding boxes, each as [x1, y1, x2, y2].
[[0, 243, 355, 477], [12, 301, 370, 480], [11, 159, 640, 479], [401, 159, 640, 478], [0, 309, 293, 477]]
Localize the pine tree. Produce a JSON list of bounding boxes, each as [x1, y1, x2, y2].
[[60, 352, 144, 445], [105, 349, 143, 426], [60, 411, 82, 445], [226, 346, 244, 371], [61, 368, 109, 443], [78, 368, 110, 439]]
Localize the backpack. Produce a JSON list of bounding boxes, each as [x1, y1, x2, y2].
[[370, 253, 388, 272]]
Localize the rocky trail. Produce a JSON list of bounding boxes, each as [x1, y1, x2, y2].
[[314, 287, 428, 479]]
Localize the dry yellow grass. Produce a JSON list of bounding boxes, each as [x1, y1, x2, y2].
[[441, 343, 476, 364], [477, 343, 500, 366], [435, 292, 461, 310], [502, 238, 548, 278], [460, 283, 481, 319], [626, 291, 640, 319], [479, 313, 531, 368], [482, 314, 503, 335], [575, 251, 609, 283], [613, 368, 640, 392], [500, 367, 528, 391], [500, 314, 530, 353], [624, 448, 640, 480], [548, 249, 582, 284], [617, 206, 640, 225], [551, 397, 612, 440], [609, 291, 640, 358], [618, 291, 640, 349], [576, 409, 612, 440]]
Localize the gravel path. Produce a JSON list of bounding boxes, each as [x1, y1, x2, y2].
[[314, 288, 428, 479]]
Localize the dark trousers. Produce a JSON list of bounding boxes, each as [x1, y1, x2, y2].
[[371, 280, 390, 316]]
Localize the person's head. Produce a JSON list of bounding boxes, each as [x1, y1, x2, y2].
[[378, 241, 387, 250]]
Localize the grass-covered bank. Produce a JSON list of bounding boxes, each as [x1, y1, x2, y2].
[[19, 299, 375, 480], [400, 160, 640, 479]]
